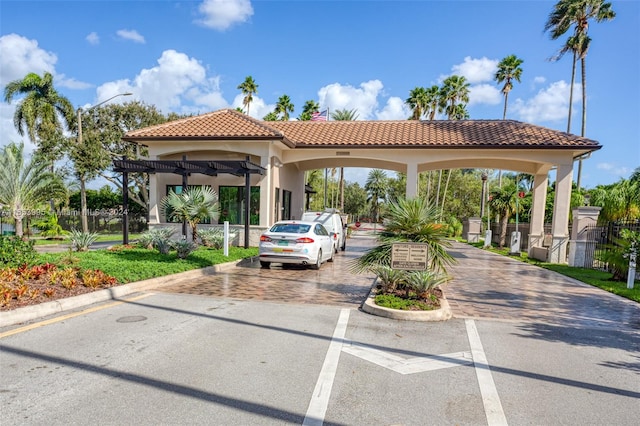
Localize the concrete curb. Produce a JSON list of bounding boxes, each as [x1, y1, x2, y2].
[[0, 257, 256, 328], [361, 283, 453, 321]]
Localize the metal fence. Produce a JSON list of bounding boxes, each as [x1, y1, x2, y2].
[[583, 220, 640, 273]]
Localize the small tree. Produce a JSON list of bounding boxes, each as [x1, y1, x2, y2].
[[161, 187, 220, 243]]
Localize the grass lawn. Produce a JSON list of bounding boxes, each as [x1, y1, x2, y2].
[[38, 245, 258, 283], [467, 241, 640, 303]]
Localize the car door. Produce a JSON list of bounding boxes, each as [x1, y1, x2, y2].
[[314, 224, 333, 261]]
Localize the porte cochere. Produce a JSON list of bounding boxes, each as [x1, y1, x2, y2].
[[118, 108, 601, 264]]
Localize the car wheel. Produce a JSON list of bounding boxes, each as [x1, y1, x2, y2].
[[328, 248, 335, 262], [311, 250, 322, 270], [260, 261, 270, 269]]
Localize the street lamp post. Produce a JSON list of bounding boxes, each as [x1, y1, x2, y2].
[[76, 93, 132, 233]]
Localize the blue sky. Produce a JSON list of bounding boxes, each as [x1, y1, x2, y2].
[[1, 0, 638, 189]]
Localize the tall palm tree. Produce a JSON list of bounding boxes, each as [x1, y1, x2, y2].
[[544, 0, 616, 190], [237, 76, 258, 116], [275, 94, 294, 121], [494, 55, 523, 187], [495, 55, 524, 120], [3, 72, 74, 164], [439, 75, 470, 120], [425, 85, 441, 120], [298, 100, 320, 121], [161, 186, 220, 243], [0, 142, 66, 237], [330, 109, 359, 210], [365, 169, 388, 224], [405, 87, 428, 120]]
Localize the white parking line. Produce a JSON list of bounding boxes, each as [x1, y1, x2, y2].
[[466, 319, 508, 426], [303, 308, 350, 426]]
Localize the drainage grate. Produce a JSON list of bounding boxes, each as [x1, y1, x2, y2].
[[116, 316, 147, 323]]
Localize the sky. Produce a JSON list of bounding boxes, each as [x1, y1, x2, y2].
[[1, 0, 638, 190]]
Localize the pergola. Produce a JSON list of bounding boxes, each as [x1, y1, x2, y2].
[[113, 156, 265, 247]]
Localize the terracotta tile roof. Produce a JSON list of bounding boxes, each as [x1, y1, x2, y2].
[[123, 108, 600, 151], [123, 108, 291, 144]]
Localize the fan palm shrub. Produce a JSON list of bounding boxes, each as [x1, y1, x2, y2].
[[161, 187, 220, 243], [351, 197, 454, 275]]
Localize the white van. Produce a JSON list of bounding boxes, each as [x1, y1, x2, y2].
[[301, 209, 347, 253]]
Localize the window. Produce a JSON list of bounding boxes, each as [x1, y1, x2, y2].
[[274, 187, 280, 222], [283, 190, 292, 220], [219, 186, 260, 225]]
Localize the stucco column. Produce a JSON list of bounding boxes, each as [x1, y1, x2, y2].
[[568, 206, 601, 267], [148, 173, 159, 225], [527, 171, 548, 256], [405, 163, 418, 198], [548, 162, 573, 263], [259, 156, 272, 227]]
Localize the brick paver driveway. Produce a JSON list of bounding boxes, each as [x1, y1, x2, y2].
[[157, 235, 378, 307], [445, 241, 640, 330], [159, 236, 639, 330]]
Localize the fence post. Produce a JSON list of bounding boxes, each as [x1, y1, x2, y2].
[[628, 245, 637, 290]]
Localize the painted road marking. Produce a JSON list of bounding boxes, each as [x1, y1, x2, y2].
[[466, 319, 508, 426], [0, 293, 153, 339], [303, 308, 350, 426], [342, 341, 472, 374]]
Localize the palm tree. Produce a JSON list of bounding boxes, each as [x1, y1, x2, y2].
[[0, 142, 66, 237], [263, 111, 279, 121], [4, 72, 74, 165], [275, 94, 294, 121], [161, 186, 220, 243], [439, 75, 470, 120], [330, 109, 359, 211], [237, 76, 258, 116], [425, 85, 441, 120], [365, 169, 388, 224], [495, 55, 524, 120], [544, 0, 616, 189], [405, 87, 428, 120], [488, 183, 523, 248], [298, 100, 320, 121], [351, 197, 454, 274]]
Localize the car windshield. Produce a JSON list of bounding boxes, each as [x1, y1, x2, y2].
[[270, 223, 311, 234]]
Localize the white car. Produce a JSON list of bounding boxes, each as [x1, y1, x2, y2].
[[259, 220, 334, 269]]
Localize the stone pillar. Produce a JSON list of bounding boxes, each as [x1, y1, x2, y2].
[[548, 162, 573, 263], [405, 163, 418, 198], [528, 171, 549, 260], [465, 217, 482, 243], [568, 206, 601, 267]]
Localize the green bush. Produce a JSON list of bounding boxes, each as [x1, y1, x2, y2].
[[374, 293, 435, 311], [0, 236, 38, 267], [69, 230, 100, 252], [198, 228, 225, 249], [171, 240, 197, 259]]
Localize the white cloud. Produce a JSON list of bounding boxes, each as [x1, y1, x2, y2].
[[512, 80, 581, 123], [375, 96, 409, 120], [0, 33, 57, 85], [196, 0, 254, 31], [86, 32, 99, 45], [95, 49, 226, 113], [449, 56, 498, 84], [596, 163, 631, 178], [318, 80, 384, 120], [468, 83, 501, 106], [533, 76, 546, 85], [116, 29, 146, 44]]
